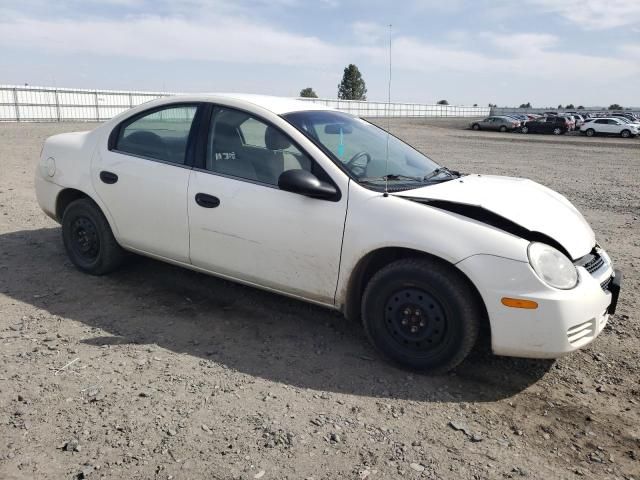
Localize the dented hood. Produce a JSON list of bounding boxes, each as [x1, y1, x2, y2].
[[394, 174, 595, 260]]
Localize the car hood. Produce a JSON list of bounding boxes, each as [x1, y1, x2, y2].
[[395, 174, 595, 260]]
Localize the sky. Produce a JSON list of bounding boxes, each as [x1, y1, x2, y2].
[[0, 0, 639, 107]]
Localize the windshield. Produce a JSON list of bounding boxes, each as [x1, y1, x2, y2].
[[283, 110, 445, 190]]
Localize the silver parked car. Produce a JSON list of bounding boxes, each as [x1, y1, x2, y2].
[[471, 116, 520, 132]]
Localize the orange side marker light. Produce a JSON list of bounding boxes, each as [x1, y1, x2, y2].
[[501, 297, 538, 309]]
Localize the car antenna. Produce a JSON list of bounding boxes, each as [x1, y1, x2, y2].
[[383, 23, 392, 198]]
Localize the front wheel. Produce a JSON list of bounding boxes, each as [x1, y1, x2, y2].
[[585, 128, 595, 137], [471, 124, 480, 130], [521, 126, 529, 134], [553, 127, 562, 135], [620, 129, 631, 138], [62, 198, 125, 275], [361, 258, 482, 373], [499, 126, 507, 132]]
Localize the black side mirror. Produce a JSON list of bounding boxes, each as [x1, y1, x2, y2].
[[278, 169, 338, 200]]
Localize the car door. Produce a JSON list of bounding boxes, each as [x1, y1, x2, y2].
[[187, 105, 349, 304], [592, 119, 609, 134], [607, 119, 622, 134], [91, 103, 201, 262]]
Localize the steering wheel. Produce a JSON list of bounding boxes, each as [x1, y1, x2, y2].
[[345, 151, 371, 177]]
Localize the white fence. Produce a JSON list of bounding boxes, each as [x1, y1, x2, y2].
[[297, 98, 489, 118], [0, 84, 490, 122]]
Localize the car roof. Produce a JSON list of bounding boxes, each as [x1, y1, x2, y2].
[[175, 93, 333, 115]]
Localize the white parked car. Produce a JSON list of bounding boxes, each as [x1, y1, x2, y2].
[[580, 117, 639, 138], [35, 94, 622, 373]]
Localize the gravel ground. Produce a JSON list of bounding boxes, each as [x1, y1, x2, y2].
[[1, 120, 638, 480]]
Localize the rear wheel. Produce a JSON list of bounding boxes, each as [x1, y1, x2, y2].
[[499, 126, 507, 132], [553, 127, 562, 135], [361, 258, 482, 373], [521, 126, 529, 134], [62, 198, 125, 275], [620, 129, 631, 138], [586, 128, 595, 137]]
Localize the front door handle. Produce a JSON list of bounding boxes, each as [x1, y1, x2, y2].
[[195, 193, 220, 208], [99, 171, 118, 184]]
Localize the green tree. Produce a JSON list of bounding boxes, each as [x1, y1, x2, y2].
[[519, 102, 532, 108], [565, 103, 575, 109], [473, 103, 478, 107], [437, 99, 449, 105], [337, 64, 367, 100], [299, 87, 318, 98], [557, 104, 563, 109], [608, 103, 623, 110], [577, 105, 584, 110]]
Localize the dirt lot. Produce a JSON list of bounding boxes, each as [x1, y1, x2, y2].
[[1, 120, 638, 480]]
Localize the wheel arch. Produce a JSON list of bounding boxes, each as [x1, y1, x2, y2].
[[55, 188, 119, 239], [342, 247, 490, 336], [56, 188, 89, 221]]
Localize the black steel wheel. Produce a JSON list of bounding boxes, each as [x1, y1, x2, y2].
[[62, 197, 125, 275], [384, 288, 448, 353], [68, 216, 100, 262], [362, 258, 482, 373]]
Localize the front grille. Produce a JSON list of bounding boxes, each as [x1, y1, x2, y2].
[[575, 249, 608, 274], [567, 319, 596, 346], [584, 255, 605, 273]]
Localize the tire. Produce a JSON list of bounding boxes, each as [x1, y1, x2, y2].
[[471, 124, 480, 130], [521, 126, 529, 134], [553, 127, 562, 135], [620, 129, 631, 138], [586, 128, 595, 137], [361, 258, 482, 374], [61, 198, 125, 275], [499, 126, 507, 132]]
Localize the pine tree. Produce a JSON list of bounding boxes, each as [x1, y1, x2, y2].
[[337, 64, 367, 100]]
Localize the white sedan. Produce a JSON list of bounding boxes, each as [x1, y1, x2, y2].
[[580, 117, 639, 138], [35, 94, 622, 373]]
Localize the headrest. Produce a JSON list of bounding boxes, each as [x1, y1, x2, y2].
[[264, 126, 292, 151], [214, 123, 243, 150]]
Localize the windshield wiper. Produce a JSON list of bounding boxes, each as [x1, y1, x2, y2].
[[423, 167, 459, 181], [360, 174, 422, 183]]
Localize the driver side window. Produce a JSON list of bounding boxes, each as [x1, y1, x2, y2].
[[206, 108, 312, 185]]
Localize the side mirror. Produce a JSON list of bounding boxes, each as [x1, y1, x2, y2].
[[278, 169, 338, 200]]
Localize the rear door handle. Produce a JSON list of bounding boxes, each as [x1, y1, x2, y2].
[[100, 171, 118, 184], [195, 193, 220, 208]]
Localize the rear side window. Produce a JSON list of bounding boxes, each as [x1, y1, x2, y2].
[[595, 119, 608, 124], [115, 105, 198, 164]]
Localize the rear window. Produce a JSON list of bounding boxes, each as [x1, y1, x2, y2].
[[115, 105, 198, 164]]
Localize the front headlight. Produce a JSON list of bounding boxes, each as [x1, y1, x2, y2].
[[527, 242, 578, 289]]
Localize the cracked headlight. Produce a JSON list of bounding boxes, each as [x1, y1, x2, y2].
[[528, 242, 578, 290]]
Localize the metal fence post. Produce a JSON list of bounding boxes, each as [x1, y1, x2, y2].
[[13, 87, 20, 122], [129, 92, 133, 108], [54, 88, 61, 122], [94, 91, 100, 121]]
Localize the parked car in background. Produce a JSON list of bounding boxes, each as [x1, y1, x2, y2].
[[560, 115, 576, 131], [471, 116, 520, 132], [572, 114, 585, 129], [612, 113, 640, 124], [521, 116, 570, 135], [580, 118, 639, 138]]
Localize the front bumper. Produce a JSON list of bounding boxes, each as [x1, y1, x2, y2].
[[456, 253, 620, 358]]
